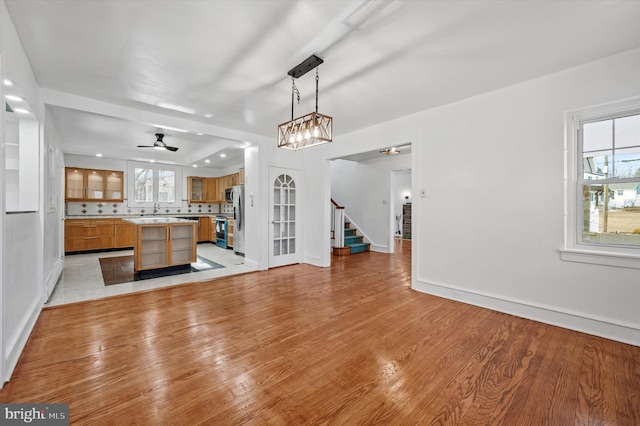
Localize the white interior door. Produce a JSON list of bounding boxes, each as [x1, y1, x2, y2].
[[269, 167, 301, 268]]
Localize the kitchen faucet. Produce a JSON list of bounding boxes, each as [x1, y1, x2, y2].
[[153, 202, 159, 215]]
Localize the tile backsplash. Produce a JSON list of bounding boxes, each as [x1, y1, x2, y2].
[[66, 200, 232, 216]]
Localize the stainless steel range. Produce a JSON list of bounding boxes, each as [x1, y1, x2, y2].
[[215, 215, 227, 249]]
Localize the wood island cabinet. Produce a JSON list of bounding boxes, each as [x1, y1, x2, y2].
[[65, 167, 123, 202], [132, 221, 197, 272]]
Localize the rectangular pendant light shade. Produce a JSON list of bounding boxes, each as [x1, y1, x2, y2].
[[278, 54, 332, 150], [277, 112, 332, 150]]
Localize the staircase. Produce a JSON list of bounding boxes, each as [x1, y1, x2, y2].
[[331, 199, 371, 256], [333, 221, 371, 256]]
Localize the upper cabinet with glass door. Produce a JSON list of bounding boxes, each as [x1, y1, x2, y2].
[[65, 167, 124, 201]]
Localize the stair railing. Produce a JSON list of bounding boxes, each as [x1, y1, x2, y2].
[[331, 199, 345, 248]]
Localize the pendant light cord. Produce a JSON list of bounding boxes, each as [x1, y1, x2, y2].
[[315, 68, 319, 113], [291, 77, 300, 120]]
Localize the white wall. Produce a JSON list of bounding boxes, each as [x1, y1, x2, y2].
[[306, 48, 640, 345], [1, 0, 46, 382], [330, 154, 411, 252], [42, 109, 65, 299]]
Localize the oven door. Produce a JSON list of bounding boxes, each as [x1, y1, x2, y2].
[[215, 217, 227, 248]]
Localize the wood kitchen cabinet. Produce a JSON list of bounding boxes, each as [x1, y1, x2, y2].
[[187, 176, 206, 203], [206, 178, 219, 202], [188, 177, 222, 203], [113, 219, 134, 248], [65, 218, 134, 252], [65, 218, 115, 252], [238, 168, 245, 185], [224, 173, 239, 188], [65, 167, 124, 202], [188, 171, 241, 204], [227, 218, 234, 249], [216, 173, 240, 201], [198, 216, 210, 242]]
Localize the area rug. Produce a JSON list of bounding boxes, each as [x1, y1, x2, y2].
[[99, 255, 224, 286]]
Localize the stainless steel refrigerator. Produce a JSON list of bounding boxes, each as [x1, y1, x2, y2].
[[232, 185, 245, 256]]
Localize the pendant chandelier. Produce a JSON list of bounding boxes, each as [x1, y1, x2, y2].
[[277, 54, 332, 150]]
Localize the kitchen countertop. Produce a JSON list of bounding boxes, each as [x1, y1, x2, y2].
[[64, 214, 227, 220], [123, 217, 198, 225]]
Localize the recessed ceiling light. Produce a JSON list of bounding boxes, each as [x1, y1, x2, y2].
[[380, 147, 400, 155], [204, 113, 213, 118], [14, 108, 30, 114], [205, 159, 210, 163], [150, 160, 155, 163], [96, 153, 102, 157], [220, 153, 226, 158], [5, 95, 23, 101], [3, 79, 14, 86], [193, 164, 198, 168]]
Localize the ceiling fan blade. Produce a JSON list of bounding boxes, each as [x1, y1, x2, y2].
[[136, 145, 155, 148], [165, 146, 179, 152]]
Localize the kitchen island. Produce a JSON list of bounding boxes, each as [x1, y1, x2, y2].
[[123, 217, 197, 272]]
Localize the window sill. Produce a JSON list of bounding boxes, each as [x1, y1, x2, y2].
[[560, 248, 640, 269]]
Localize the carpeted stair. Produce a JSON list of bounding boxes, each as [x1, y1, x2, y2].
[[334, 222, 370, 256]]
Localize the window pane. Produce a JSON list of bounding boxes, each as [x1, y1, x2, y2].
[[158, 170, 175, 202], [613, 147, 640, 178], [583, 150, 612, 180], [615, 114, 640, 149], [581, 183, 640, 246], [134, 168, 153, 202], [583, 120, 612, 153]]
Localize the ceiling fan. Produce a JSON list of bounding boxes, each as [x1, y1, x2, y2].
[[137, 133, 178, 152]]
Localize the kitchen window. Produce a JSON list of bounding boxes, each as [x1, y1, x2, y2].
[[562, 97, 640, 269], [127, 161, 181, 208]]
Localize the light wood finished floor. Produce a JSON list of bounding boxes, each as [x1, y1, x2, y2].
[[1, 240, 639, 424]]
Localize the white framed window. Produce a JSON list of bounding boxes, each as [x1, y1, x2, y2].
[[562, 97, 640, 269], [127, 161, 182, 208]]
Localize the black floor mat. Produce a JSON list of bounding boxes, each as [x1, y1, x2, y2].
[[99, 255, 224, 286]]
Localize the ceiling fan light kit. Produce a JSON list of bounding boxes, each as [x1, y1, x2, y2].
[[277, 54, 333, 150], [137, 133, 178, 152]]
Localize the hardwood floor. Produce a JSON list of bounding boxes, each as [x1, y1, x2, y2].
[[1, 239, 639, 425]]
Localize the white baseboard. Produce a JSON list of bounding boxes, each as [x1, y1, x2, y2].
[[303, 255, 327, 267], [4, 296, 41, 382], [370, 244, 390, 253], [413, 279, 640, 347], [44, 257, 64, 301], [243, 258, 261, 271]]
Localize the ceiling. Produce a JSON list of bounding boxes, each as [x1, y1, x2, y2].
[[5, 0, 640, 167]]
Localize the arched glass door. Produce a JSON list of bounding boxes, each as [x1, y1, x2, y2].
[[269, 168, 300, 267]]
